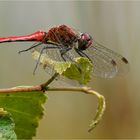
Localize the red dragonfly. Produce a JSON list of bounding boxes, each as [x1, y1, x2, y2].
[[0, 24, 129, 78]]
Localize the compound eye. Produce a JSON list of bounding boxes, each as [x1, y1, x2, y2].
[[83, 33, 92, 40], [83, 33, 92, 48], [78, 33, 92, 50]]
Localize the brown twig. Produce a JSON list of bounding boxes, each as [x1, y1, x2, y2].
[[40, 72, 59, 91], [0, 72, 59, 93], [0, 85, 42, 93], [47, 86, 106, 132], [0, 85, 105, 132]]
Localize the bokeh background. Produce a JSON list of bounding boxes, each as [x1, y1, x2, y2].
[[0, 1, 139, 139]]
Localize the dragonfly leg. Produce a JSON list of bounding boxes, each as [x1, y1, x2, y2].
[[74, 48, 92, 63], [18, 36, 60, 54], [18, 33, 48, 53], [60, 47, 82, 73], [33, 46, 46, 74], [33, 45, 61, 74], [18, 42, 43, 54], [60, 47, 72, 61]]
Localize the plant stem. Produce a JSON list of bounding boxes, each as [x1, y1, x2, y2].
[[0, 86, 41, 93], [47, 86, 106, 132], [0, 85, 105, 132], [40, 72, 59, 91]]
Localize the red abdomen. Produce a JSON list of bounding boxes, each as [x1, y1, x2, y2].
[[46, 25, 78, 46]]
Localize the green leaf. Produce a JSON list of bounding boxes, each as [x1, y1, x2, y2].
[[0, 108, 17, 140], [0, 91, 47, 139], [62, 57, 93, 84], [32, 50, 93, 84], [53, 62, 71, 75]]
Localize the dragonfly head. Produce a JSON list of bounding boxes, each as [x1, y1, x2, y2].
[[78, 33, 93, 50]]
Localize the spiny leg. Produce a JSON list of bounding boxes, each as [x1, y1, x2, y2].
[[60, 47, 72, 61], [60, 47, 82, 73], [18, 40, 60, 54], [18, 42, 43, 54], [18, 32, 48, 54], [33, 45, 61, 74], [74, 48, 92, 62], [33, 46, 45, 75]]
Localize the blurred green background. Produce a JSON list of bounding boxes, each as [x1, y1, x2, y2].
[[0, 1, 139, 139]]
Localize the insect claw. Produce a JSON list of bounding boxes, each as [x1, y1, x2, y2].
[[18, 50, 22, 54], [18, 49, 27, 54], [33, 66, 37, 75]]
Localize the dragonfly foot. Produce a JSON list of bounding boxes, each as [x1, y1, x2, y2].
[[18, 49, 29, 54]]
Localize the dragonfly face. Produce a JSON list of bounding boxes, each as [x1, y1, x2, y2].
[[78, 33, 93, 50]]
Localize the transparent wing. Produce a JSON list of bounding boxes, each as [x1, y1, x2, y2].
[[83, 40, 129, 78], [32, 43, 83, 86], [33, 43, 77, 71]]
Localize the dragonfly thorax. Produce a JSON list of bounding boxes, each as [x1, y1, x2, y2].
[[78, 33, 93, 50], [46, 25, 78, 47]]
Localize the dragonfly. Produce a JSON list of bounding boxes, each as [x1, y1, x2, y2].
[[0, 24, 129, 78]]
